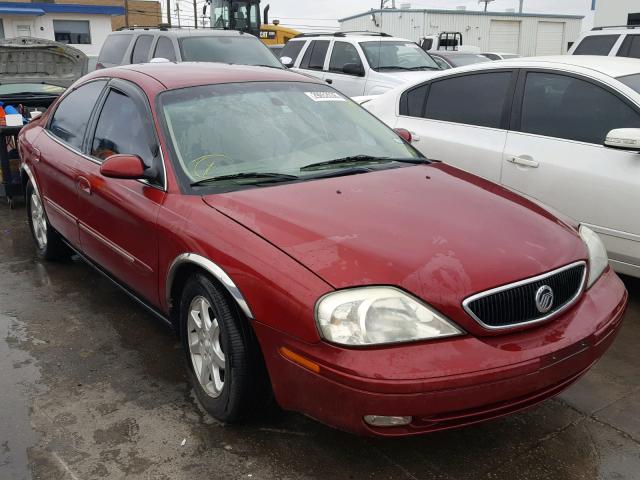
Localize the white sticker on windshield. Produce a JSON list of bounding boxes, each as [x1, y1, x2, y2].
[[304, 91, 346, 102]]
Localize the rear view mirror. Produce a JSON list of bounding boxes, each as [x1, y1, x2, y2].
[[343, 63, 365, 76], [100, 154, 146, 179], [604, 128, 640, 152], [280, 56, 293, 68]]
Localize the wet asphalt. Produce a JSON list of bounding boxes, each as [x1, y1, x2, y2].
[[0, 201, 638, 480]]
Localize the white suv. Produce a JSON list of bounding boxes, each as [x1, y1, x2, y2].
[[568, 26, 640, 58], [279, 32, 441, 97]]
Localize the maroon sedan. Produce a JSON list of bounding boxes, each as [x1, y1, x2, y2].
[[18, 63, 627, 436]]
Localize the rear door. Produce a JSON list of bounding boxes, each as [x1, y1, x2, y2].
[[324, 41, 366, 96], [501, 70, 640, 274], [37, 80, 107, 246], [76, 79, 166, 305], [394, 70, 517, 183], [294, 40, 330, 82]]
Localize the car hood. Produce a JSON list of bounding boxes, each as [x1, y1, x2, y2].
[[0, 37, 88, 88], [203, 164, 587, 331]]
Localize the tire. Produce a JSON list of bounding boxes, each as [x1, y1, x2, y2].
[[180, 273, 270, 423], [25, 181, 70, 261]]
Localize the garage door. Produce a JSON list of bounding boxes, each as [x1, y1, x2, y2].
[[489, 20, 521, 54], [536, 22, 565, 55]]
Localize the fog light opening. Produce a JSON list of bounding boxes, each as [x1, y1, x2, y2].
[[364, 415, 412, 427]]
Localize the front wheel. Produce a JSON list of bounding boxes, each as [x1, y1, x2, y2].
[[26, 181, 70, 261], [180, 274, 269, 422]]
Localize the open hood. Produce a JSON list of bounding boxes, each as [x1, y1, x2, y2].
[[0, 37, 88, 88]]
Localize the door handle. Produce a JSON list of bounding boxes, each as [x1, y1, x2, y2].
[[508, 155, 539, 168], [77, 176, 92, 196], [325, 78, 333, 85]]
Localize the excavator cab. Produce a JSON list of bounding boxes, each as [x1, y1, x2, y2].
[[209, 0, 261, 36]]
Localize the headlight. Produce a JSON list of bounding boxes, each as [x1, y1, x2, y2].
[[315, 287, 462, 346], [579, 225, 609, 288]]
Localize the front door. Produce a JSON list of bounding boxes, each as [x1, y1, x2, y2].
[[501, 70, 640, 275], [324, 41, 366, 97], [75, 79, 165, 305]]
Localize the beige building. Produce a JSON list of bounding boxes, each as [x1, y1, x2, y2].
[[593, 0, 640, 27]]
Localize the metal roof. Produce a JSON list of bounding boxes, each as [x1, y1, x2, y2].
[[339, 8, 584, 23], [0, 2, 125, 16]]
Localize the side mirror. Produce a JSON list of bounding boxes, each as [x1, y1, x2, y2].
[[343, 63, 365, 76], [604, 128, 640, 152], [280, 56, 293, 68], [394, 128, 412, 143], [100, 154, 147, 179]]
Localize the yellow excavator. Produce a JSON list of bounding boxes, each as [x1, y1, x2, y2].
[[204, 0, 300, 45]]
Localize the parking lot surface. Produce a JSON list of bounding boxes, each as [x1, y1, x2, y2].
[[0, 203, 638, 480]]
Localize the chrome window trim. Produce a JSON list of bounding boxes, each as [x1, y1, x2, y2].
[[166, 253, 254, 319], [462, 261, 587, 331]]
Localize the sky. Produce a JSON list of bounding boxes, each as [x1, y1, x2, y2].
[[262, 0, 593, 31]]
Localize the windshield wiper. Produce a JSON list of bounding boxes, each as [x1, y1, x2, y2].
[[406, 66, 439, 71], [300, 155, 429, 171], [376, 66, 411, 71], [190, 172, 299, 187]]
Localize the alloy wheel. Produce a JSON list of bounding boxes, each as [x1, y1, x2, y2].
[[30, 192, 47, 249], [187, 296, 226, 398]]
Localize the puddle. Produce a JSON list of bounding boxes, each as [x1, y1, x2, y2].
[[0, 313, 44, 480]]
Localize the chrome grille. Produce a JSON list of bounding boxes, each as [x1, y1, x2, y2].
[[463, 262, 587, 330]]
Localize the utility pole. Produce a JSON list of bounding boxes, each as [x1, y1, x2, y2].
[[166, 0, 172, 26], [519, 0, 524, 13], [193, 0, 198, 28], [175, 2, 181, 27], [124, 0, 129, 27]]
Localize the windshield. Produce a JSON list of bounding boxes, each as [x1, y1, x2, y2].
[[618, 73, 640, 94], [178, 36, 282, 68], [0, 83, 64, 95], [360, 41, 440, 71], [445, 54, 492, 67], [159, 82, 420, 192]]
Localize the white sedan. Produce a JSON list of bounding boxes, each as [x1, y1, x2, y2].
[[360, 56, 640, 278]]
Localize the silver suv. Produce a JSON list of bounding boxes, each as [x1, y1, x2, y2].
[[96, 27, 283, 69]]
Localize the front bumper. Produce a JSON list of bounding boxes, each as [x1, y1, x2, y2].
[[254, 268, 628, 436]]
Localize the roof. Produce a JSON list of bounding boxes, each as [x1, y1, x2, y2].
[[499, 56, 640, 78], [0, 2, 124, 16], [103, 62, 320, 90], [339, 8, 584, 23], [419, 55, 640, 80]]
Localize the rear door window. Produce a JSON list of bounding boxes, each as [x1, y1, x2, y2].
[[153, 36, 176, 61], [424, 72, 513, 128], [97, 34, 132, 65], [131, 35, 153, 64], [573, 35, 619, 55], [280, 40, 305, 62], [299, 40, 330, 70], [48, 81, 107, 150], [617, 35, 640, 59]]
